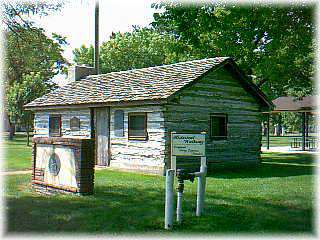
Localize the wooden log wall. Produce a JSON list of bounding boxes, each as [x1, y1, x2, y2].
[[109, 105, 166, 174], [34, 109, 91, 138], [164, 66, 263, 172]]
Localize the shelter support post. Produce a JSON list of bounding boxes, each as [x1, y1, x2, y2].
[[306, 113, 309, 138], [301, 112, 306, 151], [267, 113, 270, 150]]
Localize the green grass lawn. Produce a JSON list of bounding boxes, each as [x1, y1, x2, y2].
[[0, 134, 309, 171], [261, 134, 318, 148], [3, 133, 32, 171], [261, 136, 291, 147], [4, 150, 315, 234]]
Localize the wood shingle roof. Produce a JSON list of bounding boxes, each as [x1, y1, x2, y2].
[[25, 57, 272, 109], [271, 96, 317, 112]]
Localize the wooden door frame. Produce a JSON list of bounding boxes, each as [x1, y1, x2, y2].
[[94, 107, 111, 166]]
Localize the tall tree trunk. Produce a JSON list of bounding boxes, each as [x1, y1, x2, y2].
[[9, 122, 15, 140]]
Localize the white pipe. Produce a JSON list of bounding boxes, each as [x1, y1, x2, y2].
[[176, 191, 183, 224], [192, 171, 205, 177], [196, 165, 207, 216], [165, 169, 175, 230]]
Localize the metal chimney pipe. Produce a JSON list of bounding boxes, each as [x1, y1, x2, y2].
[[94, 0, 100, 74]]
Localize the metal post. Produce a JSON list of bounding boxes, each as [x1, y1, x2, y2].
[[94, 0, 100, 74], [196, 157, 207, 216], [267, 113, 270, 149], [165, 169, 175, 230], [196, 166, 207, 216], [176, 178, 184, 224], [176, 191, 183, 224], [302, 112, 306, 151], [306, 113, 309, 137]]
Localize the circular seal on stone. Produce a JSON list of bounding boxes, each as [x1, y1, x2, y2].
[[48, 153, 61, 176]]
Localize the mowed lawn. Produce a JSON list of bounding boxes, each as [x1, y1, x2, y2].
[[3, 133, 32, 171], [4, 136, 315, 234], [261, 136, 291, 147], [261, 134, 318, 147]]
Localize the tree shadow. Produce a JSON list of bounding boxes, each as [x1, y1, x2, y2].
[[4, 152, 314, 234], [179, 193, 314, 234], [4, 137, 31, 145], [208, 153, 314, 179], [3, 133, 33, 142], [5, 185, 165, 234], [262, 153, 315, 165], [5, 183, 313, 234]]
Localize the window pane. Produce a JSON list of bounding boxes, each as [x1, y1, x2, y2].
[[49, 116, 61, 136], [129, 114, 146, 137], [211, 115, 227, 137], [114, 110, 124, 137]]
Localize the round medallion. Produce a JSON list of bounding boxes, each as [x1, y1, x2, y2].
[[48, 153, 61, 176]]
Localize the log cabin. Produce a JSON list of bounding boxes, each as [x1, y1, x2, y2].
[[25, 57, 273, 175]]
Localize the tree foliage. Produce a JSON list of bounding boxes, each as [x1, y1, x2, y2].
[[73, 4, 315, 134], [3, 1, 67, 84], [5, 28, 67, 86], [73, 28, 192, 73], [6, 72, 52, 125], [151, 3, 315, 99], [2, 1, 67, 139]]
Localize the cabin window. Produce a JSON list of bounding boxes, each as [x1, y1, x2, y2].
[[49, 115, 61, 137], [128, 113, 147, 140], [70, 117, 80, 131], [210, 114, 227, 139], [114, 110, 124, 137]]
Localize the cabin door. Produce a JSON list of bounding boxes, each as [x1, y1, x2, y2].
[[95, 108, 110, 166]]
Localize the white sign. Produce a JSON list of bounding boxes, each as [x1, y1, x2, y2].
[[36, 144, 77, 188], [172, 133, 206, 157]]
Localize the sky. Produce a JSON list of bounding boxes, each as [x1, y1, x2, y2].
[[30, 0, 158, 85]]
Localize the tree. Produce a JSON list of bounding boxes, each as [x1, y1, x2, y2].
[[3, 2, 68, 140], [73, 4, 315, 136], [151, 3, 315, 99], [73, 28, 192, 73], [6, 72, 54, 145]]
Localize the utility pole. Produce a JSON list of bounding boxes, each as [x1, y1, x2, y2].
[[94, 0, 100, 74]]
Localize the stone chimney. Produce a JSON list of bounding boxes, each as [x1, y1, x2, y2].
[[68, 65, 96, 82]]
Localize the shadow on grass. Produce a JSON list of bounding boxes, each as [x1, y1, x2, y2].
[[209, 153, 314, 179], [5, 184, 313, 234], [262, 153, 315, 165], [5, 152, 314, 234], [6, 186, 165, 233], [4, 138, 31, 144], [210, 163, 314, 179]]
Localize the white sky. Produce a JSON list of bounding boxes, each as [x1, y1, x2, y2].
[[30, 0, 157, 85]]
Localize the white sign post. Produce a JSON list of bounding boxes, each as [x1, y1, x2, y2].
[[164, 132, 207, 229], [164, 169, 175, 230]]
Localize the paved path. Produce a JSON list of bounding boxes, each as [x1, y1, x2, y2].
[[1, 170, 31, 176], [261, 146, 319, 154], [1, 166, 111, 176]]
